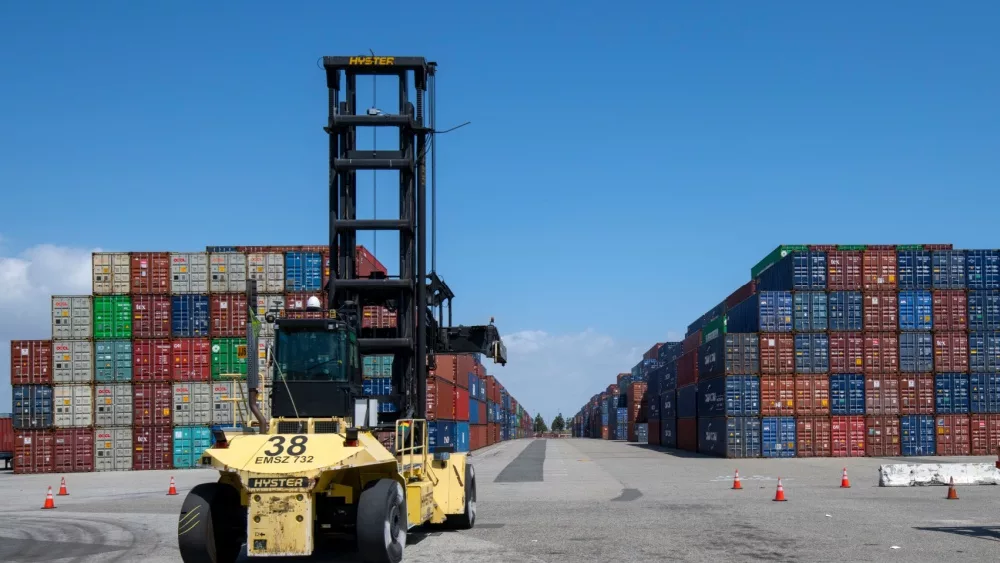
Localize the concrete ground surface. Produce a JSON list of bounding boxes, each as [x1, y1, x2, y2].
[[0, 438, 998, 562]]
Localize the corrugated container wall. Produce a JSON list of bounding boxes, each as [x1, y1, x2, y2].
[[52, 296, 93, 340]]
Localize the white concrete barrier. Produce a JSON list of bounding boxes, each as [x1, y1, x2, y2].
[[879, 463, 1000, 487]]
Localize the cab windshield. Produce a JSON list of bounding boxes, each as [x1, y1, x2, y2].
[[275, 329, 349, 382]]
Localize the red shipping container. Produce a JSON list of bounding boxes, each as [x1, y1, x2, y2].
[[829, 333, 864, 373], [285, 292, 325, 312], [863, 248, 897, 290], [607, 383, 619, 395], [932, 290, 968, 332], [827, 250, 863, 291], [426, 377, 456, 421], [133, 382, 173, 425], [455, 354, 476, 390], [130, 252, 171, 294], [14, 429, 55, 474], [356, 246, 388, 279], [171, 338, 211, 382], [53, 428, 94, 473], [628, 382, 647, 423], [132, 295, 171, 338], [970, 414, 1000, 456], [133, 425, 172, 470], [210, 294, 248, 338], [831, 415, 866, 457], [601, 426, 609, 440], [133, 339, 172, 382], [865, 415, 901, 456], [796, 416, 832, 457], [864, 332, 899, 374], [865, 374, 900, 415], [761, 375, 796, 416], [725, 280, 756, 309], [933, 332, 969, 373], [10, 340, 53, 385], [863, 292, 898, 331], [676, 351, 699, 387], [643, 343, 664, 361], [935, 414, 971, 456], [362, 306, 398, 329], [648, 419, 661, 446], [478, 401, 487, 423], [677, 418, 698, 451], [794, 375, 830, 416], [898, 374, 935, 414], [809, 244, 838, 251], [454, 387, 470, 422], [682, 331, 701, 355], [0, 416, 12, 454], [488, 376, 499, 403], [759, 333, 794, 374], [429, 354, 457, 386]]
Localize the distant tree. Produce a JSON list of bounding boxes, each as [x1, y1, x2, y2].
[[551, 413, 565, 432], [533, 413, 548, 433]]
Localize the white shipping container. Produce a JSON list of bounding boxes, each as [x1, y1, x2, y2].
[[255, 295, 285, 337], [209, 252, 247, 293], [173, 382, 213, 425], [53, 384, 94, 427], [94, 383, 133, 427], [92, 252, 131, 295], [95, 427, 133, 472], [212, 381, 237, 426], [170, 252, 210, 294], [52, 340, 94, 383], [247, 253, 285, 293], [52, 295, 93, 340]]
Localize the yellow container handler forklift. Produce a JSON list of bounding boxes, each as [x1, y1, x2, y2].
[[177, 55, 507, 563]]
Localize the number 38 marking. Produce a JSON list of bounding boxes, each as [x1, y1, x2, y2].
[[263, 435, 309, 456]]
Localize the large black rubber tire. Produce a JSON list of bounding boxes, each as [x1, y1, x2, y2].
[[177, 482, 246, 563], [357, 479, 407, 563], [446, 462, 477, 530]]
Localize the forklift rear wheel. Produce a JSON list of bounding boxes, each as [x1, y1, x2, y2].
[[177, 482, 246, 563], [357, 479, 407, 563], [447, 462, 477, 530]]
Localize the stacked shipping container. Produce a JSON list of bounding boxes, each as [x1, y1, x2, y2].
[[574, 244, 1000, 460], [8, 245, 532, 473]]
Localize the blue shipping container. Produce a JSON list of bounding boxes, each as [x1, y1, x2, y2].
[[687, 302, 726, 338], [12, 385, 53, 429], [171, 295, 210, 337], [897, 250, 932, 290], [285, 251, 323, 292], [795, 334, 830, 374], [898, 291, 933, 331], [698, 416, 761, 458], [966, 250, 1000, 290], [969, 332, 1000, 373], [830, 374, 865, 415], [94, 340, 133, 382], [428, 421, 455, 451], [935, 373, 970, 414], [455, 422, 470, 453], [970, 373, 1000, 414], [469, 396, 480, 424], [900, 415, 936, 456], [657, 342, 683, 364], [967, 291, 1000, 332], [697, 375, 760, 417], [793, 291, 828, 332], [727, 291, 793, 333], [661, 417, 677, 448], [676, 385, 697, 419], [761, 416, 796, 458], [661, 390, 676, 419], [361, 377, 397, 413], [173, 426, 212, 468], [899, 332, 933, 373], [828, 291, 863, 332], [932, 250, 967, 289], [755, 250, 827, 291]]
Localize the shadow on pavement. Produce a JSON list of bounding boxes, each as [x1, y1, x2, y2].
[[913, 526, 1000, 543]]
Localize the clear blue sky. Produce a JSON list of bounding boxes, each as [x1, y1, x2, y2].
[[2, 2, 999, 420]]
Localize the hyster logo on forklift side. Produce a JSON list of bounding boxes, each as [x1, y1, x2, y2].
[[349, 56, 395, 66], [247, 477, 310, 489]]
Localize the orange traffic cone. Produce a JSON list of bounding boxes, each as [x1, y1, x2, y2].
[[732, 469, 743, 490], [946, 477, 959, 500], [773, 478, 787, 502], [840, 467, 851, 489], [57, 476, 69, 496], [41, 486, 56, 509], [167, 476, 178, 496]]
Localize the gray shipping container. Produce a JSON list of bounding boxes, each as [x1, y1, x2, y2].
[[92, 252, 131, 295], [94, 383, 133, 426], [52, 340, 94, 383], [170, 252, 210, 294], [95, 427, 133, 472], [53, 384, 94, 427], [95, 340, 133, 382], [209, 252, 247, 293], [255, 296, 285, 337], [212, 381, 269, 426], [636, 423, 649, 444], [248, 253, 285, 293], [173, 382, 213, 425], [52, 296, 93, 340]]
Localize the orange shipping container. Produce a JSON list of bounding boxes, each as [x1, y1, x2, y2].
[[898, 374, 935, 415], [828, 333, 864, 373], [796, 416, 831, 457], [935, 414, 971, 456], [970, 414, 1000, 456], [130, 252, 171, 295], [426, 377, 456, 421], [794, 374, 830, 416], [865, 374, 900, 415], [760, 375, 795, 416], [863, 292, 898, 331], [759, 334, 794, 375], [865, 415, 901, 456], [864, 332, 899, 374]]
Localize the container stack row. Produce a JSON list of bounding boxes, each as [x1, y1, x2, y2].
[[574, 244, 1000, 459], [8, 245, 532, 473]]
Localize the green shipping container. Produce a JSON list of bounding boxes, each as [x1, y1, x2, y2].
[[750, 245, 809, 280], [895, 244, 924, 251], [93, 296, 132, 339], [211, 338, 247, 380], [701, 315, 728, 344], [836, 244, 867, 251], [362, 355, 393, 378]]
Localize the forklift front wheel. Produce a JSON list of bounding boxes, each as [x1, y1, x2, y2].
[[357, 479, 407, 563], [447, 462, 477, 530]]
